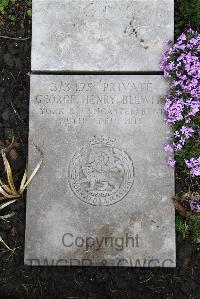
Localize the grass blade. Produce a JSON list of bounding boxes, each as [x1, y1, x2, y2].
[[0, 187, 17, 199], [2, 152, 17, 195], [0, 212, 15, 221], [0, 178, 13, 195], [19, 168, 27, 194], [0, 199, 17, 210], [21, 160, 42, 192], [0, 235, 13, 251]]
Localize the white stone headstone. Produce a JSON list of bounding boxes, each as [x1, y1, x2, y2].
[[24, 75, 175, 267], [31, 0, 174, 71]]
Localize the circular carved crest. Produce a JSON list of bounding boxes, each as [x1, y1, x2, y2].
[[68, 136, 135, 206]]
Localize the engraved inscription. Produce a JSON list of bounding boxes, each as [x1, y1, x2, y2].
[[33, 79, 164, 128], [68, 136, 135, 206]]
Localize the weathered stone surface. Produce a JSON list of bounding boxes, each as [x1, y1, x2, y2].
[[32, 0, 174, 71], [25, 75, 175, 267]]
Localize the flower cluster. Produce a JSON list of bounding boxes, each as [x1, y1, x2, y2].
[[189, 199, 200, 213], [160, 29, 200, 177], [181, 193, 200, 214], [185, 158, 200, 177]]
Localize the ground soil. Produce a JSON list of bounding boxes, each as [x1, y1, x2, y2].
[[0, 22, 200, 299]]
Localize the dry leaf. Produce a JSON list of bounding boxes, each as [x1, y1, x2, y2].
[[173, 198, 187, 218], [0, 149, 42, 200], [10, 149, 18, 160], [2, 152, 18, 195], [0, 143, 43, 252], [0, 137, 20, 160], [11, 227, 17, 237]]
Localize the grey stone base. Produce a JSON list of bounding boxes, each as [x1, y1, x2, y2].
[[25, 75, 175, 267]]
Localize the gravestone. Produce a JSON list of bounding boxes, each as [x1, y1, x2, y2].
[[25, 75, 175, 267], [32, 0, 174, 71], [25, 0, 175, 267]]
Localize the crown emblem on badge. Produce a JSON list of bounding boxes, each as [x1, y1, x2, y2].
[[89, 136, 116, 146]]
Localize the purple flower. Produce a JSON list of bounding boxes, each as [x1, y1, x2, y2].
[[179, 137, 186, 145], [174, 131, 180, 138], [164, 144, 174, 153], [164, 98, 184, 123], [180, 126, 194, 139], [165, 38, 173, 45], [185, 158, 200, 177], [168, 157, 176, 168], [173, 143, 182, 152], [160, 29, 200, 176], [189, 200, 200, 213], [179, 33, 187, 42]]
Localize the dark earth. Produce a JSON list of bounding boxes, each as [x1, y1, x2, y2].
[[0, 8, 200, 299]]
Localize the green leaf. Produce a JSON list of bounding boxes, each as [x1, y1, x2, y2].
[[27, 8, 32, 17]]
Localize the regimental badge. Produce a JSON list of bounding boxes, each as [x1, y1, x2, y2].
[[68, 136, 135, 206]]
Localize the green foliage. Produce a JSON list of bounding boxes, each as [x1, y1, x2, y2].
[[189, 215, 200, 243], [176, 213, 200, 243], [1, 0, 200, 32], [0, 0, 10, 13], [175, 0, 200, 37], [173, 111, 200, 187], [176, 214, 189, 239], [174, 194, 200, 244], [27, 8, 32, 17], [0, 0, 32, 29]]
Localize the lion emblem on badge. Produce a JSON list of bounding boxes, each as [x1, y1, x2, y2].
[[68, 136, 135, 206]]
